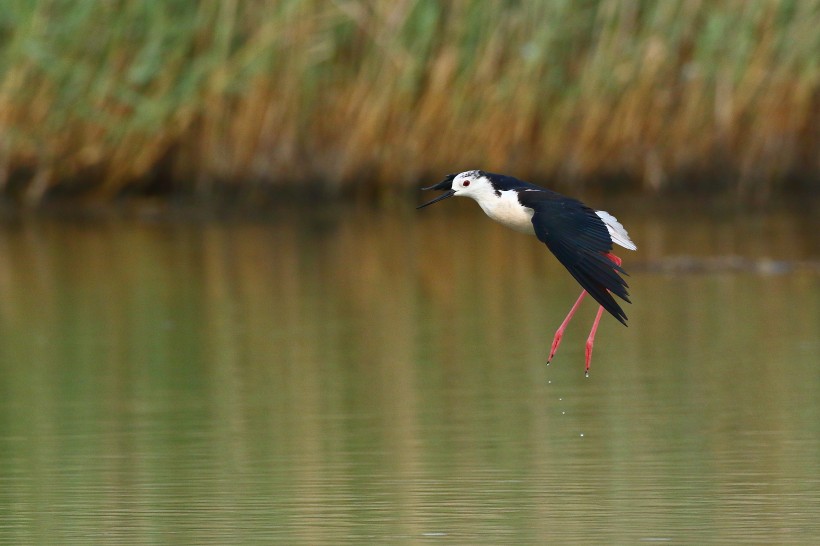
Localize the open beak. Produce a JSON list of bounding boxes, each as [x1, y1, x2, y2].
[[417, 189, 455, 209], [417, 175, 457, 209]]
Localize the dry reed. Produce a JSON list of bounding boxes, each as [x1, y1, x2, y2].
[[0, 0, 817, 205]]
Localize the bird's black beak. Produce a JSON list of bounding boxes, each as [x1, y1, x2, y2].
[[417, 174, 457, 209], [417, 189, 455, 209]]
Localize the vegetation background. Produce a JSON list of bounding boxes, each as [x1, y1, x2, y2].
[[0, 0, 817, 206]]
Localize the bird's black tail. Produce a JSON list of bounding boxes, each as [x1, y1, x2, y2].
[[564, 251, 630, 325]]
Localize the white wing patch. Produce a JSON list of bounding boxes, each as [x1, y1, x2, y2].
[[596, 210, 637, 250]]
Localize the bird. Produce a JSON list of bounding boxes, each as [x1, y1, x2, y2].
[[417, 170, 636, 376]]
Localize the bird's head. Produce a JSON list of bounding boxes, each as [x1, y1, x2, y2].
[[417, 170, 493, 209]]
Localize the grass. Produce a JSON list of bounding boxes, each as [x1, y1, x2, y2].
[[0, 0, 817, 205]]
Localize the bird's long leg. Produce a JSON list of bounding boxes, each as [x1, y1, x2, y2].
[[548, 253, 624, 371], [605, 252, 623, 267], [584, 253, 623, 376], [547, 290, 587, 364], [584, 305, 605, 376]]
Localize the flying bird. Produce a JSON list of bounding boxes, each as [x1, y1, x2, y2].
[[418, 170, 636, 375]]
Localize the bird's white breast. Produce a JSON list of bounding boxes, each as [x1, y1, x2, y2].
[[476, 190, 535, 234]]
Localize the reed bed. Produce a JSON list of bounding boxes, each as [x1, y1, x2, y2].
[[0, 0, 817, 205]]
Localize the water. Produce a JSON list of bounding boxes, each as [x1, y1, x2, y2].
[[0, 198, 818, 544]]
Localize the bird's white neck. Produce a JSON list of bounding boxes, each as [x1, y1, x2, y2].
[[472, 190, 535, 234]]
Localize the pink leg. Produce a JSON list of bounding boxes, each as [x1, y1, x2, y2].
[[548, 253, 624, 373], [547, 290, 587, 364], [585, 305, 605, 377], [605, 252, 623, 267], [584, 253, 621, 376]]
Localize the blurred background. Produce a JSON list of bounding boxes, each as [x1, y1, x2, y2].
[[0, 1, 818, 544], [0, 0, 817, 204]]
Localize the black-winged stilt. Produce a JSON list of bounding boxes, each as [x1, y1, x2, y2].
[[418, 170, 636, 376]]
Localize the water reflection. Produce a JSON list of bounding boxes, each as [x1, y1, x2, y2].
[[0, 199, 818, 543]]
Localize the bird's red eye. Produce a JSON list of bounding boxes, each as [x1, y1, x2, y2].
[[463, 180, 470, 187]]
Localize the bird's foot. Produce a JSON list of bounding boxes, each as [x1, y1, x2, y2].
[[547, 329, 563, 364]]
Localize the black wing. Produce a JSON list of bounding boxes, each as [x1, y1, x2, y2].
[[517, 190, 631, 325]]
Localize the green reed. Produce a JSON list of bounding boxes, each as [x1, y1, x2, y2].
[[0, 0, 816, 205]]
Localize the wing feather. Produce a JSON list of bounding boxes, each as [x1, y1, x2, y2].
[[517, 190, 631, 325]]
